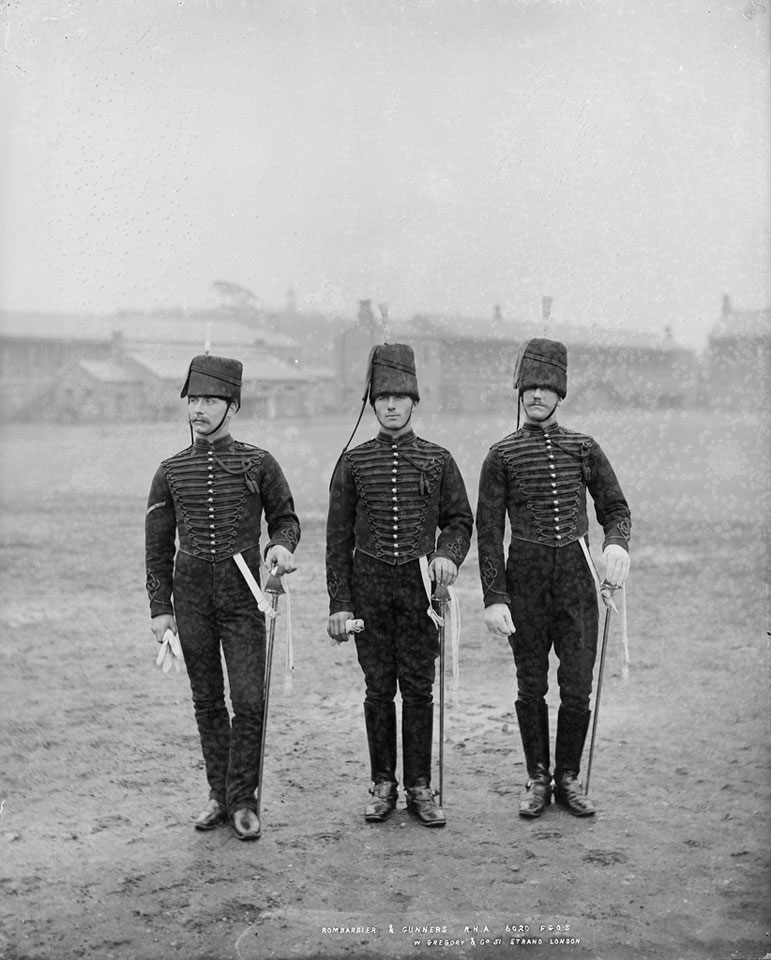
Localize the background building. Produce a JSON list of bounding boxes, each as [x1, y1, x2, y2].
[[706, 295, 771, 410], [0, 311, 336, 422], [336, 301, 702, 415]]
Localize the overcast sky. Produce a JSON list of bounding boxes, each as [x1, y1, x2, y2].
[[1, 0, 768, 347]]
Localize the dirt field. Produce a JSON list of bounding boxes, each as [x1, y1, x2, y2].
[[0, 409, 768, 960]]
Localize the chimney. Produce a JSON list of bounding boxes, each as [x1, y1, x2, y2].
[[358, 299, 376, 334], [721, 293, 731, 317], [285, 286, 297, 315]]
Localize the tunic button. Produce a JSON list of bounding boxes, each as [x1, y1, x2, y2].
[[208, 497, 214, 502], [211, 549, 216, 554], [392, 487, 397, 494], [393, 533, 398, 539], [394, 551, 399, 557], [393, 506, 398, 512], [556, 535, 562, 540]]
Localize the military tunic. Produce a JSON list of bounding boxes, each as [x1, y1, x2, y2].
[[145, 433, 300, 814], [476, 421, 631, 711], [326, 428, 473, 787]]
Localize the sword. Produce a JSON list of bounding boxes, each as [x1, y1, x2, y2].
[[585, 582, 617, 796], [433, 582, 451, 807], [256, 567, 284, 823]]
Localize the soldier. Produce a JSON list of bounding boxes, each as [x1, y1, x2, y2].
[[145, 354, 300, 841], [476, 338, 631, 818], [326, 343, 473, 827]]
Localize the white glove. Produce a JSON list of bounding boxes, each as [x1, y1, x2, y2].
[[155, 628, 184, 673], [602, 544, 630, 588], [484, 603, 516, 638]]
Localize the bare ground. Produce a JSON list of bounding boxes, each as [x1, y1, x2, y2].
[[0, 412, 769, 960]]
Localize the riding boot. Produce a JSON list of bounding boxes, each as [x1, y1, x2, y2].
[[402, 703, 445, 827], [515, 699, 552, 818], [554, 706, 595, 817], [363, 701, 398, 821]]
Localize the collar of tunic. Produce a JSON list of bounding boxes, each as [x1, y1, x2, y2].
[[193, 433, 236, 452], [374, 428, 417, 446]]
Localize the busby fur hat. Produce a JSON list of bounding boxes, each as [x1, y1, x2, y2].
[[180, 354, 243, 406], [367, 343, 420, 403], [513, 338, 568, 399]]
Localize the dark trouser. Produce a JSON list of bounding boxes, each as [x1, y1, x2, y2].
[[173, 548, 266, 816], [351, 552, 439, 788], [506, 539, 598, 777]]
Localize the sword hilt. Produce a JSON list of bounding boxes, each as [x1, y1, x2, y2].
[[265, 570, 285, 597], [433, 583, 451, 604]]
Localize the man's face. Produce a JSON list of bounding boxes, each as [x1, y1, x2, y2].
[[187, 396, 231, 436], [373, 394, 415, 433], [521, 386, 561, 423]]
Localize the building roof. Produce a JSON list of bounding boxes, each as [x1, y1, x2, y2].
[[78, 359, 144, 383], [402, 313, 518, 342], [0, 310, 292, 349], [126, 344, 318, 384], [0, 312, 108, 344], [248, 327, 299, 350], [386, 313, 689, 352], [300, 365, 336, 380], [710, 306, 770, 342]]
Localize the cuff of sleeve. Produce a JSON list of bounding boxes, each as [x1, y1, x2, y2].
[[330, 599, 354, 615], [150, 601, 174, 618], [602, 536, 630, 553], [264, 538, 295, 558], [483, 591, 510, 608]]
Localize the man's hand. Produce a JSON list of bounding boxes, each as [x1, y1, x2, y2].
[[151, 613, 176, 644], [602, 544, 630, 588], [428, 556, 458, 586], [265, 544, 298, 577], [327, 611, 355, 643], [484, 603, 516, 638]]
